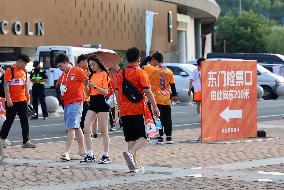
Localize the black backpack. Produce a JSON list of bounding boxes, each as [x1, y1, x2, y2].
[[0, 67, 15, 98], [122, 69, 143, 103]]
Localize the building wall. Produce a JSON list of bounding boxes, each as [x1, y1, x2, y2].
[[0, 0, 177, 51]]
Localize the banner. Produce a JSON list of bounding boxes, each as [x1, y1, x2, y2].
[[145, 10, 155, 56], [201, 60, 257, 142]]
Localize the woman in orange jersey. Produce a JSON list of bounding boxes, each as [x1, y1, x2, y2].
[[81, 55, 111, 164]]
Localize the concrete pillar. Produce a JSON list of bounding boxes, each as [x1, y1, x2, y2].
[[178, 30, 187, 63], [187, 17, 195, 60], [194, 19, 202, 59]]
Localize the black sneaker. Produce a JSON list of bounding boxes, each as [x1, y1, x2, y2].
[[98, 155, 110, 164], [30, 116, 38, 120], [80, 154, 95, 163], [157, 137, 164, 144], [166, 136, 173, 144]]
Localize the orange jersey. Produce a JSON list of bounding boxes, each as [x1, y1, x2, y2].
[[116, 64, 150, 117], [57, 67, 88, 106], [4, 65, 28, 102], [144, 65, 175, 105], [89, 71, 109, 96]]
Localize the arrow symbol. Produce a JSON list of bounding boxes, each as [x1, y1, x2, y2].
[[220, 107, 242, 122]]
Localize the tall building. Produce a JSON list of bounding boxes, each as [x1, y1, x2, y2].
[[0, 0, 220, 62]]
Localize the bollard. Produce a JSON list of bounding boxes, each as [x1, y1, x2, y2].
[[177, 89, 192, 106], [276, 85, 284, 100], [257, 85, 264, 101], [45, 96, 59, 115]]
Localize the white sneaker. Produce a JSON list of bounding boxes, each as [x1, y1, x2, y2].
[[131, 166, 145, 173], [4, 139, 12, 146], [60, 153, 71, 161], [123, 151, 136, 171]]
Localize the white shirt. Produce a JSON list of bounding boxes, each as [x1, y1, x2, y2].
[[189, 68, 201, 92]]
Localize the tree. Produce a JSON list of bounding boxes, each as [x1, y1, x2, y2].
[[216, 0, 284, 24], [266, 27, 284, 54], [215, 11, 272, 53]]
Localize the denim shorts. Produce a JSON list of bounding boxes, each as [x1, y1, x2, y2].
[[64, 103, 83, 129]]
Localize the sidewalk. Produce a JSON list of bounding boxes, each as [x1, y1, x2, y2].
[[0, 120, 284, 189]]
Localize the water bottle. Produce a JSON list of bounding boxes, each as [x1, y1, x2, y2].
[[155, 118, 163, 130]]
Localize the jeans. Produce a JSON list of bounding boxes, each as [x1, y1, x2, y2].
[[64, 103, 83, 129]]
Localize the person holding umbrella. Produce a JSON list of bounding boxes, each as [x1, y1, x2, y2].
[[81, 55, 111, 164]]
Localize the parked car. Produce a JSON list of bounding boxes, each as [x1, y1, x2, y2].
[[164, 63, 196, 102], [257, 64, 284, 99], [259, 63, 284, 77], [207, 53, 284, 65]]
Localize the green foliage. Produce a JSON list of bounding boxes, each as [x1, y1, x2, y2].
[[266, 27, 284, 54], [216, 0, 284, 24], [215, 11, 272, 53]]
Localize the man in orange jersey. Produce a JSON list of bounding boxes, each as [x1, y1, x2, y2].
[[56, 53, 88, 161], [115, 47, 159, 172], [143, 52, 178, 144], [0, 54, 36, 148]]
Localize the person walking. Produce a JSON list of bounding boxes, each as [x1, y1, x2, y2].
[[143, 52, 178, 144], [76, 54, 89, 130], [81, 55, 111, 164], [188, 58, 205, 119], [115, 47, 159, 172], [188, 58, 205, 141], [0, 54, 36, 148], [55, 53, 87, 161], [30, 60, 48, 120], [108, 65, 120, 131]]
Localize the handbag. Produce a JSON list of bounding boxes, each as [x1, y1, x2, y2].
[[122, 69, 143, 103], [144, 101, 158, 138], [28, 105, 37, 118], [105, 93, 116, 108]]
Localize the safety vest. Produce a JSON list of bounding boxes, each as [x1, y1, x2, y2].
[[31, 69, 45, 85]]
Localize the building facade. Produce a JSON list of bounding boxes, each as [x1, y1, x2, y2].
[[0, 0, 220, 62]]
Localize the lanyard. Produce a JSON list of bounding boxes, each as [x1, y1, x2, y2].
[[60, 67, 72, 86]]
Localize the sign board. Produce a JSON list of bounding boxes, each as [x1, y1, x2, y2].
[[0, 97, 5, 115], [201, 60, 257, 142]]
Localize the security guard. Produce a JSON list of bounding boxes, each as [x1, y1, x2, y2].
[[30, 61, 48, 120]]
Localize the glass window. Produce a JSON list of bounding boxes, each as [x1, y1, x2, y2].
[[39, 51, 51, 69], [51, 50, 66, 68], [166, 66, 184, 75]]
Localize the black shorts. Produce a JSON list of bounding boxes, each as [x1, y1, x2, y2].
[[89, 95, 110, 113], [121, 114, 147, 142]]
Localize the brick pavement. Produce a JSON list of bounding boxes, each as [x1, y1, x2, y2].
[[0, 119, 284, 189]]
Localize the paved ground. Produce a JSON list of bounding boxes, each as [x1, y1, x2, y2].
[[0, 118, 284, 189]]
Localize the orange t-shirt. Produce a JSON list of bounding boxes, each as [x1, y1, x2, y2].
[[57, 67, 88, 106], [108, 71, 118, 96], [144, 65, 175, 105], [82, 70, 90, 102], [89, 71, 109, 96], [4, 65, 28, 102], [116, 64, 150, 117]]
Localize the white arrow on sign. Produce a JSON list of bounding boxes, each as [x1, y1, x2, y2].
[[220, 107, 242, 122]]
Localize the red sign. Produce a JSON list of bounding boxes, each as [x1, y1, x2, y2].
[[201, 60, 257, 142], [0, 97, 5, 115]]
